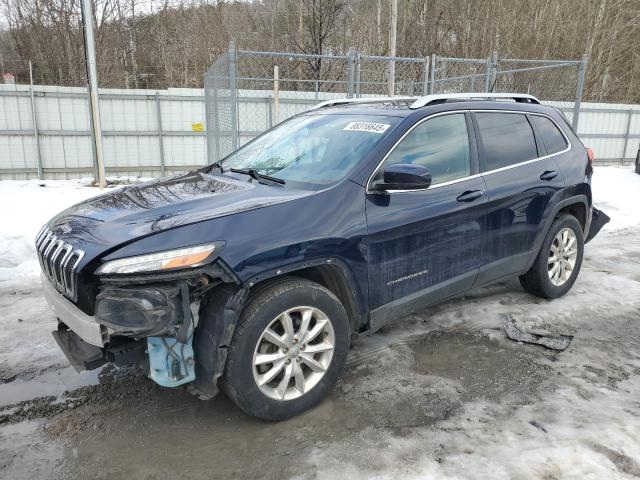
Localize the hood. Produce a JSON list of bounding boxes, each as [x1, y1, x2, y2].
[[46, 171, 309, 259]]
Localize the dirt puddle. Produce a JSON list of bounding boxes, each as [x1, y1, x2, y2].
[[0, 366, 103, 408], [11, 327, 553, 480]]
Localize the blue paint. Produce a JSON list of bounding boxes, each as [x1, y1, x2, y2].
[[148, 333, 195, 388]]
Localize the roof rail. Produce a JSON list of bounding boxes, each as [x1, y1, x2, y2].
[[308, 93, 540, 112], [409, 93, 540, 109], [309, 96, 418, 110]]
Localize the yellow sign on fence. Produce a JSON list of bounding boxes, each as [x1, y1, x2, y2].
[[191, 123, 204, 132]]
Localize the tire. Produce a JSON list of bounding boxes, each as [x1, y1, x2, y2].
[[519, 214, 584, 299], [222, 278, 350, 421], [635, 148, 640, 174]]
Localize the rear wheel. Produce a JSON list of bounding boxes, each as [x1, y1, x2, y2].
[[222, 278, 350, 420], [519, 214, 584, 299]]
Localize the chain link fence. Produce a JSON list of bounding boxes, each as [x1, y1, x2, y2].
[[429, 56, 490, 94], [356, 54, 428, 97], [205, 44, 587, 164], [430, 54, 587, 128], [204, 46, 237, 164], [204, 42, 431, 163]]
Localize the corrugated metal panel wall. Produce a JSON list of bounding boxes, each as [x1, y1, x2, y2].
[[0, 84, 638, 180]]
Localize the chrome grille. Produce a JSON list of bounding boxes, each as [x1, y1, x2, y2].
[[36, 226, 85, 301]]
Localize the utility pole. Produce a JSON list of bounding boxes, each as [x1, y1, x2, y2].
[[387, 0, 397, 97], [80, 0, 106, 188], [129, 0, 139, 89]]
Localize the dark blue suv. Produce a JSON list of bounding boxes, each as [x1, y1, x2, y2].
[[38, 93, 607, 420]]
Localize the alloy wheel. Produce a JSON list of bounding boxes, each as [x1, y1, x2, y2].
[[252, 306, 335, 401], [548, 227, 578, 286]]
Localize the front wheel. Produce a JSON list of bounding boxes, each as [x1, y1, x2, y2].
[[519, 214, 584, 299], [222, 278, 350, 420]]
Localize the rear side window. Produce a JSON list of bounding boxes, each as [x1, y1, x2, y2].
[[385, 113, 471, 185], [530, 115, 568, 155], [475, 113, 538, 171]]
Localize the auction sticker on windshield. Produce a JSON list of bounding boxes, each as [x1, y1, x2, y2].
[[343, 121, 391, 134]]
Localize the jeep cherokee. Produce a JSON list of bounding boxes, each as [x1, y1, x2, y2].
[[37, 93, 609, 420]]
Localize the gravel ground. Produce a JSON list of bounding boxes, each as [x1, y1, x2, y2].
[[0, 167, 639, 479]]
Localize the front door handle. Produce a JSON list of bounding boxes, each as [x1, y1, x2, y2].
[[456, 190, 483, 202], [540, 170, 558, 181]]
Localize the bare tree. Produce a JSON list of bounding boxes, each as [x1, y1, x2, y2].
[[1, 0, 639, 102]]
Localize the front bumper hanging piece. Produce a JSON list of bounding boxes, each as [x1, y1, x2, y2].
[[148, 322, 196, 388]]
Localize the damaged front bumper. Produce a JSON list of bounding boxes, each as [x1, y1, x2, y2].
[[41, 272, 109, 347], [42, 272, 208, 388]]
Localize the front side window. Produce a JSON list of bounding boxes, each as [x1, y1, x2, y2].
[[221, 114, 400, 187], [530, 115, 568, 155], [475, 113, 538, 171], [384, 113, 471, 185]]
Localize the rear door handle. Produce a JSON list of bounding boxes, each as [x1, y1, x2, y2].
[[540, 170, 558, 181], [456, 190, 483, 202]]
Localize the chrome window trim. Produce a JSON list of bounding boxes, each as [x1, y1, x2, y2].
[[366, 109, 571, 194]]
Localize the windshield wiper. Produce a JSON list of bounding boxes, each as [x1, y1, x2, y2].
[[229, 168, 286, 185]]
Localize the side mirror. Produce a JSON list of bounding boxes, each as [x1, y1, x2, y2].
[[371, 164, 432, 192]]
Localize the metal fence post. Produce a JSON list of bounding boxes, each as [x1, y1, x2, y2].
[[622, 110, 633, 160], [347, 48, 356, 98], [422, 57, 429, 95], [228, 40, 239, 151], [355, 51, 361, 98], [572, 54, 588, 132], [429, 54, 436, 94], [488, 51, 498, 92], [272, 65, 279, 125], [155, 92, 166, 176], [28, 61, 43, 179], [209, 68, 220, 163], [484, 56, 491, 92]]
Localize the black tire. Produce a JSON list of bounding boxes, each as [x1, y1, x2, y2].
[[519, 214, 584, 299], [635, 148, 640, 174], [222, 278, 350, 421]]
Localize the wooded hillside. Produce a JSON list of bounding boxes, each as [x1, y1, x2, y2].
[[1, 0, 638, 102]]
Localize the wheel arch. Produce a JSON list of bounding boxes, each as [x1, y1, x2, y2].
[[557, 201, 587, 233], [523, 194, 590, 273], [245, 258, 368, 334], [191, 257, 367, 399]]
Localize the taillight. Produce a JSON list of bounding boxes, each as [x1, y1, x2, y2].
[[586, 147, 595, 164]]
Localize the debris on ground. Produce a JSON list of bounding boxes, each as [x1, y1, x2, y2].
[[501, 313, 574, 350]]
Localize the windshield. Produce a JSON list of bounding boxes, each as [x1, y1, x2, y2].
[[220, 114, 400, 187]]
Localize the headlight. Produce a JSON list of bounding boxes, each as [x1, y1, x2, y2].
[[96, 242, 222, 275]]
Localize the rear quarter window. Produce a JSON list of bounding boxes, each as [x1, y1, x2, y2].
[[529, 115, 568, 155], [475, 112, 538, 171]]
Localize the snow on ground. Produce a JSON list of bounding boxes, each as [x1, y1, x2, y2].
[[591, 165, 640, 231]]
